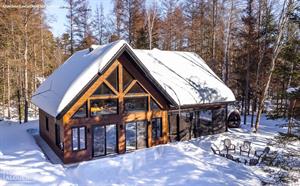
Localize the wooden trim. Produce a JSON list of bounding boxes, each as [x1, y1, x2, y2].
[[123, 80, 137, 95], [103, 80, 119, 96], [124, 93, 149, 98], [89, 95, 118, 100]]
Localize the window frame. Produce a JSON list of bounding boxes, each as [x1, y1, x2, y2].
[[71, 102, 88, 119], [71, 126, 87, 152], [45, 116, 49, 131], [55, 123, 62, 150], [124, 96, 148, 113], [89, 98, 119, 117], [152, 118, 163, 141], [92, 124, 118, 157], [125, 120, 148, 152]]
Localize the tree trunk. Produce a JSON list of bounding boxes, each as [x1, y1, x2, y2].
[[24, 15, 29, 123], [254, 0, 292, 132]]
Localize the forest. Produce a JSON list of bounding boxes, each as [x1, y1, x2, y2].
[[0, 0, 299, 131]]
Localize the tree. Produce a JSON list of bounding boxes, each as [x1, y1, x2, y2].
[[255, 0, 296, 132]]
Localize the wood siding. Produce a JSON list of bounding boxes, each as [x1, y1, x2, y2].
[[39, 109, 64, 160]]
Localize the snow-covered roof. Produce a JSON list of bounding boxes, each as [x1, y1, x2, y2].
[[31, 40, 235, 117], [134, 49, 235, 106]]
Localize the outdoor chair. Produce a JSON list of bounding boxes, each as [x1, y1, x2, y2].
[[240, 141, 252, 157], [211, 144, 221, 155], [254, 146, 270, 160], [224, 138, 236, 154], [260, 151, 278, 166], [249, 158, 259, 166]]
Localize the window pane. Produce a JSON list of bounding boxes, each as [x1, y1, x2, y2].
[[79, 127, 86, 150], [92, 83, 115, 96], [150, 98, 160, 110], [107, 67, 118, 91], [72, 128, 78, 151], [124, 97, 147, 112], [126, 122, 136, 151], [127, 82, 146, 94], [200, 110, 212, 125], [72, 102, 87, 118], [90, 99, 118, 116], [106, 125, 117, 154], [93, 126, 105, 156], [137, 121, 147, 149], [55, 124, 61, 148], [123, 67, 133, 90], [152, 118, 162, 141]]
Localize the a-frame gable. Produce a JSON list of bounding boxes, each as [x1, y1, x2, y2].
[[61, 48, 173, 123]]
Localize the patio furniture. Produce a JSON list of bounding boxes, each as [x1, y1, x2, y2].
[[254, 146, 270, 160], [211, 144, 221, 155], [260, 151, 278, 166], [240, 141, 252, 157], [224, 138, 236, 154], [249, 158, 259, 166]]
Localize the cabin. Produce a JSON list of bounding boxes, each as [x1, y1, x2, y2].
[[31, 40, 235, 164]]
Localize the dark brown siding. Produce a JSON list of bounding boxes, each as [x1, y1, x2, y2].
[[39, 109, 64, 160]]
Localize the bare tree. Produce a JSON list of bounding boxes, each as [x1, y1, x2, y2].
[[255, 0, 295, 132]]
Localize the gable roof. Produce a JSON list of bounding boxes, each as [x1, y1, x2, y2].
[[31, 40, 235, 118]]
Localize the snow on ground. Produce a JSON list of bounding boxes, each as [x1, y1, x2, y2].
[[0, 115, 296, 186]]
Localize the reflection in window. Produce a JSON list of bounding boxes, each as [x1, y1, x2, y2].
[[152, 118, 162, 141], [72, 126, 86, 151], [124, 97, 147, 112], [93, 126, 105, 156], [72, 102, 87, 119], [126, 122, 136, 151], [150, 98, 160, 110], [92, 83, 115, 96], [106, 125, 117, 154], [107, 67, 118, 91], [127, 83, 146, 94], [123, 67, 133, 90], [90, 99, 118, 116], [199, 110, 212, 125], [137, 121, 147, 149]]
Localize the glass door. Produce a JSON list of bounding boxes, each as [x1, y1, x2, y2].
[[93, 124, 117, 157], [126, 121, 147, 151], [93, 125, 105, 157]]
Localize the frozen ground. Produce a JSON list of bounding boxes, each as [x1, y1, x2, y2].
[[0, 115, 298, 186]]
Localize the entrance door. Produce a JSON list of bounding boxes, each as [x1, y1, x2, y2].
[[92, 124, 117, 157]]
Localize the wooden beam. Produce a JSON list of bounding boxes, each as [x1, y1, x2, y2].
[[123, 80, 137, 95]]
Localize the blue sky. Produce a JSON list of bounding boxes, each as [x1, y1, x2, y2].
[[45, 0, 113, 37]]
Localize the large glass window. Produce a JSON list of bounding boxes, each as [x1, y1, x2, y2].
[[93, 126, 105, 156], [150, 98, 160, 110], [126, 122, 136, 151], [72, 126, 86, 151], [123, 67, 133, 90], [92, 83, 115, 96], [93, 124, 117, 157], [137, 121, 147, 149], [106, 125, 117, 154], [90, 99, 118, 116], [106, 67, 118, 91], [152, 118, 162, 141], [127, 83, 146, 94], [72, 102, 87, 119], [124, 97, 148, 112], [55, 123, 61, 149], [199, 110, 212, 125]]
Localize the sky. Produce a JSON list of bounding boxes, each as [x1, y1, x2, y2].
[[45, 0, 114, 37]]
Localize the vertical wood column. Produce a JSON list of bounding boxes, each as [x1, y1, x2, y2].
[[118, 62, 125, 153]]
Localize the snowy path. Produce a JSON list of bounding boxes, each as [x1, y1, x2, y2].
[[0, 116, 288, 185]]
